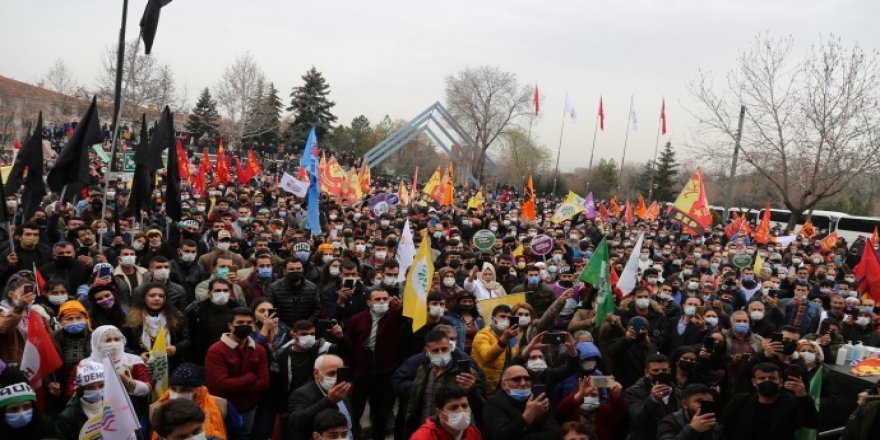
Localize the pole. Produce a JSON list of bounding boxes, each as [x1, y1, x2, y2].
[[723, 105, 747, 222], [618, 95, 633, 190], [551, 99, 567, 195], [647, 110, 663, 201], [585, 104, 600, 191]]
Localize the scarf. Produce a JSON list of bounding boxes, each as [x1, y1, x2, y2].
[[141, 313, 170, 350], [150, 386, 226, 440]]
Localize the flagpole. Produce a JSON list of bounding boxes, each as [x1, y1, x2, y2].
[[585, 106, 600, 191], [647, 109, 662, 202], [618, 95, 633, 190], [551, 98, 567, 195]]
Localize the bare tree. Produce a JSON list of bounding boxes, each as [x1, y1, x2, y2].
[[688, 33, 880, 227], [494, 127, 551, 185], [214, 52, 267, 148], [95, 39, 178, 120], [444, 66, 532, 181], [40, 58, 78, 95]]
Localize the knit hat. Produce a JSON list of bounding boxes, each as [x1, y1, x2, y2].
[[169, 363, 206, 388], [59, 300, 88, 322], [0, 367, 36, 408], [74, 361, 105, 389], [317, 243, 334, 254]]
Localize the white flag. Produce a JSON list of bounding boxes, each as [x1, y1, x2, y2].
[[396, 219, 417, 282], [100, 356, 140, 440], [616, 232, 644, 296], [279, 172, 309, 197], [629, 96, 639, 132], [565, 93, 577, 124]]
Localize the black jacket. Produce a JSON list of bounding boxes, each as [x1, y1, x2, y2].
[[482, 390, 559, 440], [265, 277, 321, 327], [288, 380, 353, 440], [657, 410, 723, 440], [625, 376, 682, 440], [720, 390, 819, 439], [184, 298, 242, 364]]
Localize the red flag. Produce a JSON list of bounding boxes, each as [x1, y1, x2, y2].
[[670, 169, 712, 235], [533, 84, 540, 115], [175, 140, 190, 183], [660, 98, 667, 135], [193, 151, 212, 195], [854, 239, 880, 303], [754, 204, 772, 244], [872, 226, 879, 243], [598, 203, 610, 220], [235, 158, 250, 185], [65, 125, 74, 138], [13, 139, 21, 150], [624, 200, 634, 225], [33, 264, 46, 295], [214, 140, 231, 185], [598, 96, 605, 131], [247, 148, 261, 179], [20, 311, 63, 386]]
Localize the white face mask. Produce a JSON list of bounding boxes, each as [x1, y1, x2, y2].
[[687, 282, 699, 291], [296, 335, 316, 349], [635, 298, 650, 309], [493, 318, 510, 331], [48, 294, 69, 305], [354, 244, 366, 253], [216, 242, 230, 251], [120, 255, 137, 266], [799, 351, 817, 365], [321, 374, 337, 391], [527, 358, 547, 372], [374, 251, 387, 260], [180, 252, 197, 263], [211, 292, 229, 306], [750, 311, 765, 321], [153, 268, 170, 281], [705, 317, 719, 327], [429, 305, 445, 318], [516, 316, 531, 326], [383, 275, 397, 286], [371, 303, 389, 315], [856, 316, 871, 326], [100, 341, 124, 357], [131, 242, 144, 251], [443, 410, 472, 432], [328, 267, 340, 276], [443, 278, 456, 287], [580, 396, 601, 412], [684, 306, 696, 317]]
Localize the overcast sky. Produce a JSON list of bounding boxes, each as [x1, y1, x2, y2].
[[2, 0, 878, 172]]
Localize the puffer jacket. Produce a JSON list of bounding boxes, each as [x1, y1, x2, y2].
[[264, 277, 321, 327], [841, 394, 880, 440], [471, 326, 519, 395], [410, 416, 483, 440]]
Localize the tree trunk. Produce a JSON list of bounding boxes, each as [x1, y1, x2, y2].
[[785, 208, 805, 231]]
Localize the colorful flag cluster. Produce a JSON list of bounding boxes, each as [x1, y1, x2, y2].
[[669, 169, 712, 235]]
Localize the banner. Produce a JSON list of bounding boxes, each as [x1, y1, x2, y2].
[[476, 293, 526, 323], [669, 169, 712, 235], [550, 191, 585, 223], [279, 173, 309, 197], [148, 327, 169, 401], [402, 229, 435, 331]]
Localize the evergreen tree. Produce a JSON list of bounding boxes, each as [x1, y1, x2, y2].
[[185, 88, 221, 141], [258, 82, 283, 146], [653, 141, 679, 201], [631, 161, 654, 197], [285, 67, 337, 149], [590, 158, 620, 200]]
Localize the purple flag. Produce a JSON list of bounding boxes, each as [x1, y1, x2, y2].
[[584, 192, 596, 219]]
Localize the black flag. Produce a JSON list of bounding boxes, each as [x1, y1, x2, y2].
[[140, 0, 172, 55], [162, 115, 182, 222], [47, 97, 103, 194], [8, 112, 46, 221], [128, 114, 152, 216]]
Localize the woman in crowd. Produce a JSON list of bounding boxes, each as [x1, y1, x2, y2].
[[464, 262, 506, 300], [0, 273, 37, 365], [34, 278, 73, 323], [50, 300, 92, 402], [445, 292, 484, 354], [0, 366, 52, 438], [122, 282, 190, 371], [86, 283, 126, 329]]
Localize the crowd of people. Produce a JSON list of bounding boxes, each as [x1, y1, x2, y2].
[[0, 137, 879, 440]]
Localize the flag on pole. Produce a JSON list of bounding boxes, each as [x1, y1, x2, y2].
[[33, 263, 46, 295], [47, 96, 103, 193], [799, 221, 816, 239], [306, 176, 321, 236], [175, 140, 189, 182], [660, 98, 668, 135], [550, 191, 585, 223], [873, 226, 879, 243], [7, 112, 45, 221], [147, 327, 169, 401], [193, 151, 211, 196], [629, 96, 639, 132], [396, 220, 416, 282], [794, 366, 823, 440], [623, 200, 634, 226], [564, 94, 577, 124], [820, 232, 840, 252], [617, 232, 644, 296], [753, 252, 764, 274], [402, 229, 435, 332], [409, 166, 419, 203], [583, 192, 596, 219], [670, 169, 712, 235], [235, 158, 249, 185], [279, 173, 308, 197], [215, 139, 231, 185], [160, 110, 182, 222], [20, 311, 62, 386], [422, 167, 442, 199], [246, 148, 261, 179], [398, 181, 410, 206], [300, 127, 319, 177], [609, 197, 621, 216], [580, 238, 614, 326], [598, 96, 605, 131], [533, 84, 540, 115], [100, 356, 140, 440], [522, 176, 536, 221], [140, 0, 172, 55], [646, 201, 659, 220], [754, 204, 772, 244], [442, 163, 454, 206], [635, 194, 648, 219], [359, 161, 371, 194], [854, 238, 880, 303]]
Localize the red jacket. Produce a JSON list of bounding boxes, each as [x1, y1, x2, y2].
[[555, 391, 626, 440], [205, 334, 269, 411], [410, 416, 482, 440], [345, 305, 403, 375]]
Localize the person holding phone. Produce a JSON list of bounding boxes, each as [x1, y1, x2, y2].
[[288, 354, 354, 440], [484, 364, 560, 439], [657, 383, 722, 439], [471, 304, 521, 395], [555, 375, 625, 440], [0, 274, 39, 366], [624, 354, 682, 440]]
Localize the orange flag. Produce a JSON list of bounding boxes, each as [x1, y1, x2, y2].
[[754, 204, 772, 244], [635, 194, 648, 220], [360, 161, 371, 194], [409, 166, 419, 203], [799, 220, 816, 239], [325, 156, 345, 197], [872, 226, 879, 243], [522, 175, 536, 221], [175, 140, 189, 182], [820, 232, 839, 251], [398, 181, 410, 206], [646, 201, 659, 220], [319, 153, 330, 193], [246, 148, 261, 179], [442, 163, 454, 206], [669, 168, 712, 235], [215, 140, 231, 185], [624, 200, 634, 225], [609, 197, 621, 216]]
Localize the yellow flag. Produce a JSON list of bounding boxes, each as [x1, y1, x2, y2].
[[403, 229, 435, 331], [551, 191, 585, 223], [422, 167, 442, 199], [467, 187, 484, 210], [398, 181, 410, 206], [148, 327, 169, 401], [753, 252, 764, 274], [477, 293, 526, 322], [511, 243, 524, 257]]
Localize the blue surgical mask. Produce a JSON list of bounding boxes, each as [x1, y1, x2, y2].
[[82, 388, 104, 403], [216, 267, 230, 279], [64, 322, 87, 334], [257, 267, 273, 279], [296, 252, 311, 263], [527, 275, 541, 285], [508, 388, 532, 401], [4, 409, 32, 429], [733, 323, 750, 334]]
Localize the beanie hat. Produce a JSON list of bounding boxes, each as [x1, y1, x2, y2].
[[58, 300, 88, 322], [169, 362, 206, 388], [0, 367, 36, 408]]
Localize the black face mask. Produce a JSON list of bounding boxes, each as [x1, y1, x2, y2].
[[233, 324, 252, 339], [677, 360, 696, 373], [448, 260, 461, 269], [558, 280, 574, 288], [55, 255, 74, 267], [756, 380, 780, 397], [287, 272, 304, 285]]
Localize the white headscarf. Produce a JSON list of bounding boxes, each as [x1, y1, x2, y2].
[[86, 325, 144, 369]]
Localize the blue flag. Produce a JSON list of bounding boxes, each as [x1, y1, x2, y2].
[[306, 175, 321, 236], [299, 127, 319, 177]]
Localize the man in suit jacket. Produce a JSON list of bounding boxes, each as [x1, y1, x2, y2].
[[288, 354, 354, 440]]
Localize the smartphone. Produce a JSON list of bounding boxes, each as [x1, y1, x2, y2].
[[700, 400, 717, 416], [767, 289, 779, 298], [77, 246, 90, 256], [316, 319, 334, 332], [631, 319, 644, 334], [342, 278, 355, 290], [335, 366, 352, 383], [786, 364, 801, 380], [531, 383, 546, 397], [741, 352, 752, 362], [592, 376, 614, 388], [703, 336, 716, 351], [510, 316, 521, 328], [23, 285, 34, 295], [653, 372, 674, 386], [542, 333, 564, 345], [99, 265, 112, 278], [456, 360, 471, 374], [771, 332, 783, 343], [267, 308, 278, 316]]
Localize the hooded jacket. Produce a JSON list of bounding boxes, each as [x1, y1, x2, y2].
[[410, 415, 483, 440]]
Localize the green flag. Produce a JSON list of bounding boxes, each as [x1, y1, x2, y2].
[[580, 238, 615, 326], [794, 366, 823, 440]]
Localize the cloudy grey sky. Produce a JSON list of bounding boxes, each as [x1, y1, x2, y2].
[[2, 0, 878, 172]]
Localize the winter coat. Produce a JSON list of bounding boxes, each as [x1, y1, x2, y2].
[[482, 390, 559, 440], [410, 416, 483, 440], [657, 410, 723, 440], [471, 326, 520, 395], [205, 334, 270, 412], [264, 277, 321, 327], [624, 376, 682, 440]]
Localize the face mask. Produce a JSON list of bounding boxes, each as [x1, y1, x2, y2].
[[677, 360, 696, 372], [383, 276, 397, 286], [527, 275, 541, 285], [257, 267, 273, 279], [429, 351, 452, 368], [684, 306, 696, 317], [48, 293, 69, 305], [131, 241, 145, 252], [443, 277, 456, 287], [233, 324, 252, 339], [321, 375, 337, 391], [733, 322, 749, 334], [800, 351, 817, 365], [153, 268, 170, 281], [169, 390, 195, 401], [216, 242, 231, 251], [82, 388, 104, 403], [845, 276, 856, 283], [96, 227, 108, 235], [750, 311, 764, 321], [97, 297, 116, 309], [327, 266, 341, 277], [517, 262, 526, 269], [705, 317, 719, 327], [508, 388, 532, 401], [64, 322, 87, 334], [374, 251, 387, 260], [687, 282, 699, 291], [211, 292, 229, 306], [582, 360, 597, 372], [443, 410, 472, 432], [100, 341, 124, 357], [494, 318, 510, 331], [4, 409, 33, 428], [120, 255, 137, 266], [527, 358, 547, 372], [296, 335, 316, 349], [580, 396, 601, 412], [371, 303, 389, 315], [180, 252, 197, 263], [429, 305, 445, 318], [756, 380, 780, 397], [856, 316, 871, 326], [636, 298, 650, 309]]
